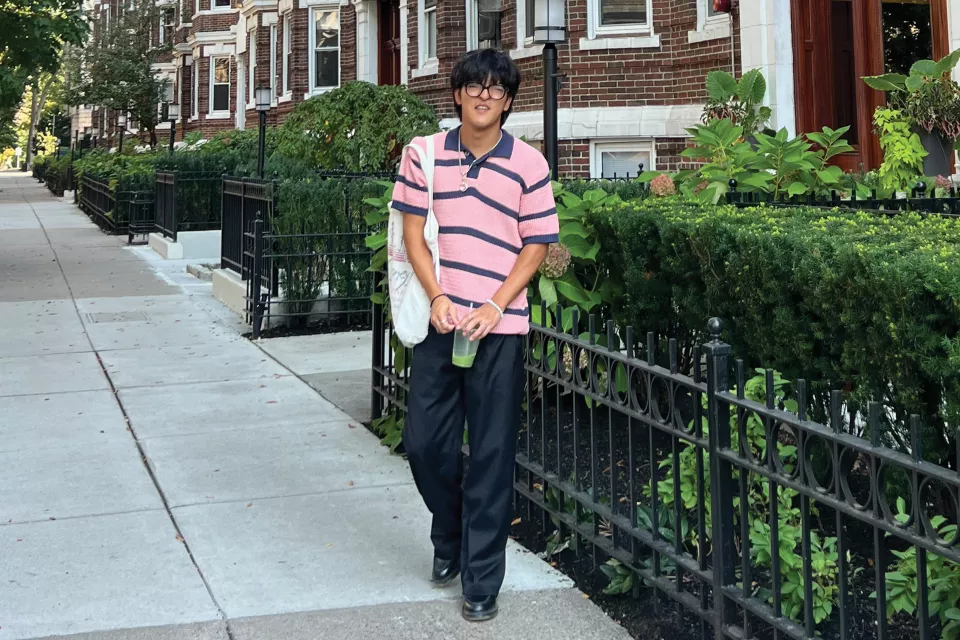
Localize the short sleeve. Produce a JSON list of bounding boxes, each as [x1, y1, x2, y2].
[[391, 143, 429, 217], [518, 164, 559, 246]]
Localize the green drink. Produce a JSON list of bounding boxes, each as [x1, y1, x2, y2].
[[452, 325, 479, 368]]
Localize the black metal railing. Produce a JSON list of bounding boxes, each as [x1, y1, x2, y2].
[[245, 218, 374, 338], [727, 182, 960, 217], [33, 162, 47, 182], [78, 173, 154, 243], [155, 171, 224, 241], [221, 177, 276, 276], [371, 302, 960, 640]]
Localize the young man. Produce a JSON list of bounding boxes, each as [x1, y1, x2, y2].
[[390, 48, 559, 622]]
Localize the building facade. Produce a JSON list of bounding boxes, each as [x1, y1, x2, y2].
[[77, 0, 960, 178]]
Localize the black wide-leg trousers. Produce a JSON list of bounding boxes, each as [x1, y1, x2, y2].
[[404, 327, 524, 599]]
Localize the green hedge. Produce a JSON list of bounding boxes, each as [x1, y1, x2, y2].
[[588, 198, 960, 461]]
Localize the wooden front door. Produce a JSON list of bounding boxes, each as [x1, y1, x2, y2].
[[378, 0, 402, 85], [792, 0, 949, 172]]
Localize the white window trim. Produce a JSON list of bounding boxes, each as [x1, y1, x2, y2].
[[212, 0, 233, 10], [307, 6, 342, 95], [466, 0, 476, 51], [192, 57, 200, 118], [418, 0, 438, 69], [512, 0, 541, 58], [586, 0, 653, 39], [247, 30, 256, 108], [589, 139, 656, 180], [689, 0, 731, 44], [270, 23, 278, 101], [160, 8, 175, 46], [209, 55, 231, 115], [282, 14, 292, 96]]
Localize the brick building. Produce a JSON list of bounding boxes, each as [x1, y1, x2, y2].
[[76, 0, 960, 177]]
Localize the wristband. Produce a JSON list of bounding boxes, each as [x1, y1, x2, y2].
[[485, 299, 504, 320], [430, 294, 446, 308]]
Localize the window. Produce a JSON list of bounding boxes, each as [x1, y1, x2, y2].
[[248, 30, 256, 104], [213, 0, 231, 8], [524, 0, 535, 40], [270, 24, 278, 97], [589, 0, 651, 36], [422, 0, 437, 62], [210, 56, 230, 113], [467, 0, 501, 50], [310, 8, 340, 91], [591, 142, 653, 179], [192, 60, 199, 117], [282, 15, 291, 94], [160, 8, 175, 45]]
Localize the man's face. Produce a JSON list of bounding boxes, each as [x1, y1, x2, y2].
[[456, 76, 513, 129]]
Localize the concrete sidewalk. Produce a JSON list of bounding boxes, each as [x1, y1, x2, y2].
[[0, 171, 631, 640]]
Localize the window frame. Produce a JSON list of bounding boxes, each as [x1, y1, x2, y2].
[[192, 58, 199, 118], [282, 14, 292, 95], [209, 55, 231, 115], [587, 0, 653, 38], [270, 23, 278, 98], [308, 6, 342, 94], [419, 0, 438, 67], [466, 0, 501, 51], [589, 139, 655, 180], [212, 0, 232, 9], [159, 7, 176, 46], [248, 29, 256, 106], [698, 0, 727, 30]]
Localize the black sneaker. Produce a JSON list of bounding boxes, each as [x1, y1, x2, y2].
[[461, 595, 498, 622], [430, 556, 460, 587]]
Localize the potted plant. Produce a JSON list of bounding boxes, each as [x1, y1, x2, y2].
[[864, 49, 960, 177]]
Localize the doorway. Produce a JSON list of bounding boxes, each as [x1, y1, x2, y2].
[[378, 0, 402, 85], [792, 0, 949, 172]]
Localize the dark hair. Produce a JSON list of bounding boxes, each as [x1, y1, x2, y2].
[[450, 49, 522, 125]]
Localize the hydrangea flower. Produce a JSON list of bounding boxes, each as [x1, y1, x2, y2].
[[650, 173, 676, 197], [539, 242, 571, 279]]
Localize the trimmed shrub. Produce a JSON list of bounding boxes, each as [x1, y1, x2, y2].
[[275, 81, 439, 172], [588, 198, 960, 461]]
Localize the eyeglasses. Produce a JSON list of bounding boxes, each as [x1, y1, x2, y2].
[[463, 82, 507, 100]]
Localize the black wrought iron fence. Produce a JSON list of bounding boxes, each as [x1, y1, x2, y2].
[[78, 173, 154, 243], [727, 182, 960, 217], [244, 218, 373, 338], [155, 171, 224, 241], [221, 177, 276, 276], [371, 301, 960, 640]]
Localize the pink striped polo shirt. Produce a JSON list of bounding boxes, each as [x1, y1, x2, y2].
[[392, 128, 559, 335]]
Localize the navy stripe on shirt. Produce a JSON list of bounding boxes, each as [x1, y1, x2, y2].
[[435, 188, 518, 220], [438, 226, 522, 254], [439, 259, 507, 282], [521, 233, 560, 246], [396, 174, 427, 192], [520, 207, 557, 222], [524, 174, 552, 194], [447, 293, 528, 316], [392, 201, 428, 217]]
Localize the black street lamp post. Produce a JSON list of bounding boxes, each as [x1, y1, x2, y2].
[[91, 127, 99, 150], [255, 86, 272, 179], [117, 113, 127, 154], [167, 103, 180, 153], [534, 0, 566, 181]]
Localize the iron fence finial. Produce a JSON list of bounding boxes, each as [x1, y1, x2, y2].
[[708, 317, 723, 342]]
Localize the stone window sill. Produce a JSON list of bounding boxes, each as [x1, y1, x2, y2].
[[688, 18, 731, 44], [578, 34, 661, 51]]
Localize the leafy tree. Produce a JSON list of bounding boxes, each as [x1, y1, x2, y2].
[[68, 0, 171, 147], [0, 0, 87, 114]]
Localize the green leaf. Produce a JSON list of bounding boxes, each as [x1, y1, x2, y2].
[[539, 277, 558, 307], [738, 69, 767, 103], [636, 170, 662, 183], [863, 73, 907, 92], [817, 166, 844, 184], [365, 233, 386, 250], [910, 59, 938, 77], [559, 221, 591, 240], [706, 71, 738, 101], [555, 279, 593, 307], [946, 608, 960, 621], [787, 182, 807, 197], [905, 74, 926, 91], [563, 235, 600, 261], [935, 49, 960, 76]]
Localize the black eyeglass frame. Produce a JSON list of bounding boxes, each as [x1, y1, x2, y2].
[[462, 82, 508, 100]]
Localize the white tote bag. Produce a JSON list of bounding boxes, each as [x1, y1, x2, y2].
[[387, 135, 439, 348]]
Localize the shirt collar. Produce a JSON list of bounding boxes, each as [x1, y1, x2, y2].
[[444, 126, 515, 160]]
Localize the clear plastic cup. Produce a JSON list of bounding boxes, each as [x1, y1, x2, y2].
[[452, 327, 479, 368]]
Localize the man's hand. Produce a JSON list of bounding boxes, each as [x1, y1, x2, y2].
[[457, 303, 502, 341], [431, 295, 459, 334]]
